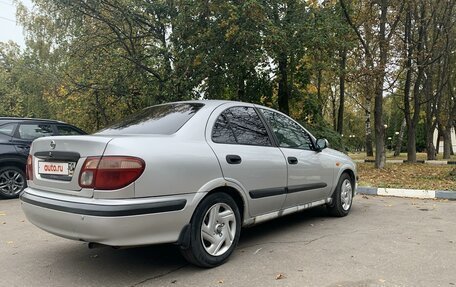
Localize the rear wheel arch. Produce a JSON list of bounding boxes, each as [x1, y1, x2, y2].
[[205, 186, 246, 222], [0, 157, 26, 171], [177, 185, 247, 249]]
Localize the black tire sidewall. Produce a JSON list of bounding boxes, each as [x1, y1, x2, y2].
[[187, 192, 241, 267], [0, 166, 26, 199], [328, 173, 353, 217]]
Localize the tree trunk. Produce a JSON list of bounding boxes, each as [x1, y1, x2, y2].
[[394, 119, 406, 157], [337, 48, 347, 135], [365, 103, 373, 157], [374, 0, 388, 169], [316, 68, 322, 119], [436, 127, 442, 154], [277, 53, 289, 115], [332, 96, 337, 130], [403, 6, 415, 162], [237, 74, 245, 101], [406, 127, 417, 163], [443, 128, 451, 159], [424, 70, 437, 160], [426, 132, 437, 160]]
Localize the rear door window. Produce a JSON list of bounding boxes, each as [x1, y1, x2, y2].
[[56, 125, 84, 135], [0, 123, 17, 136], [17, 124, 54, 140], [97, 103, 204, 135], [212, 107, 271, 146]]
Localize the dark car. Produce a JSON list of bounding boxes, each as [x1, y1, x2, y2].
[[0, 117, 86, 199]]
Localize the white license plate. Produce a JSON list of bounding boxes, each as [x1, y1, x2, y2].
[[38, 161, 69, 176]]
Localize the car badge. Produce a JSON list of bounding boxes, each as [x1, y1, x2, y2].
[[50, 140, 56, 150]]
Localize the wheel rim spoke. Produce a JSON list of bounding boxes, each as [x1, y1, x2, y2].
[[226, 223, 234, 242], [208, 205, 219, 229], [201, 228, 216, 244], [211, 236, 225, 255], [218, 209, 234, 224], [13, 172, 21, 181]]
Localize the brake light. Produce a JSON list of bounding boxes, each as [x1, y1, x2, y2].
[[26, 155, 33, 180], [79, 156, 145, 190]]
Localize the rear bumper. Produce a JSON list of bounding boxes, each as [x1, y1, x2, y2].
[[20, 188, 198, 246], [21, 192, 186, 217]]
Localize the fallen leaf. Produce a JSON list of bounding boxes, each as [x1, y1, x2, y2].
[[276, 273, 286, 280], [217, 279, 224, 284], [253, 248, 262, 254], [379, 279, 386, 283]]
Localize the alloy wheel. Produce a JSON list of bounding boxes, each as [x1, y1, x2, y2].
[[340, 179, 353, 211], [0, 169, 25, 196], [200, 203, 237, 257]]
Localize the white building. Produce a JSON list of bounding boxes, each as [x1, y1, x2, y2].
[[433, 126, 456, 153]]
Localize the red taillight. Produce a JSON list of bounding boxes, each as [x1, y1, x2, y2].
[[26, 155, 33, 180], [79, 156, 145, 190]]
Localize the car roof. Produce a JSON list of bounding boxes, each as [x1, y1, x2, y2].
[[0, 117, 66, 124], [166, 99, 263, 109]]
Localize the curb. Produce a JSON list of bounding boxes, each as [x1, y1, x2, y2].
[[353, 159, 456, 165], [357, 186, 456, 200]]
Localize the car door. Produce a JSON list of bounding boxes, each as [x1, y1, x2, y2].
[[0, 123, 18, 157], [259, 108, 335, 208], [207, 104, 288, 217], [12, 123, 55, 156]]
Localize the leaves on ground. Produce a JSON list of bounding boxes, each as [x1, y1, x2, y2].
[[275, 273, 286, 280], [358, 163, 456, 190], [349, 152, 456, 161]]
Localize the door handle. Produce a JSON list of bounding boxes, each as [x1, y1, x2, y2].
[[226, 155, 242, 164], [288, 156, 298, 165]]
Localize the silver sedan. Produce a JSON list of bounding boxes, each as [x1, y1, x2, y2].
[[21, 100, 357, 267]]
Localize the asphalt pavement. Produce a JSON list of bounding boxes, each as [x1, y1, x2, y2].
[[1, 196, 455, 287]]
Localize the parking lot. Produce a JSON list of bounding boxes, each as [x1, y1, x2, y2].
[[1, 196, 455, 287]]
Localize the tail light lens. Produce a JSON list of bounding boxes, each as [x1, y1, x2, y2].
[[79, 156, 145, 190], [26, 155, 33, 180]]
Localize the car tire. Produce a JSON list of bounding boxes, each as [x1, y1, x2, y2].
[[327, 173, 353, 217], [0, 166, 27, 199], [180, 192, 241, 268]]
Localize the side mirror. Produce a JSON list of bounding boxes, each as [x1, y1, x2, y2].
[[316, 138, 329, 151]]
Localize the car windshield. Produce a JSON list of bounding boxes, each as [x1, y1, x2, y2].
[[97, 103, 204, 135]]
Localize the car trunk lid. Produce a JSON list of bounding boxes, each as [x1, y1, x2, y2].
[[28, 135, 113, 197]]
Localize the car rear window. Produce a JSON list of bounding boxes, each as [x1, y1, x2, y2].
[[97, 103, 204, 135]]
